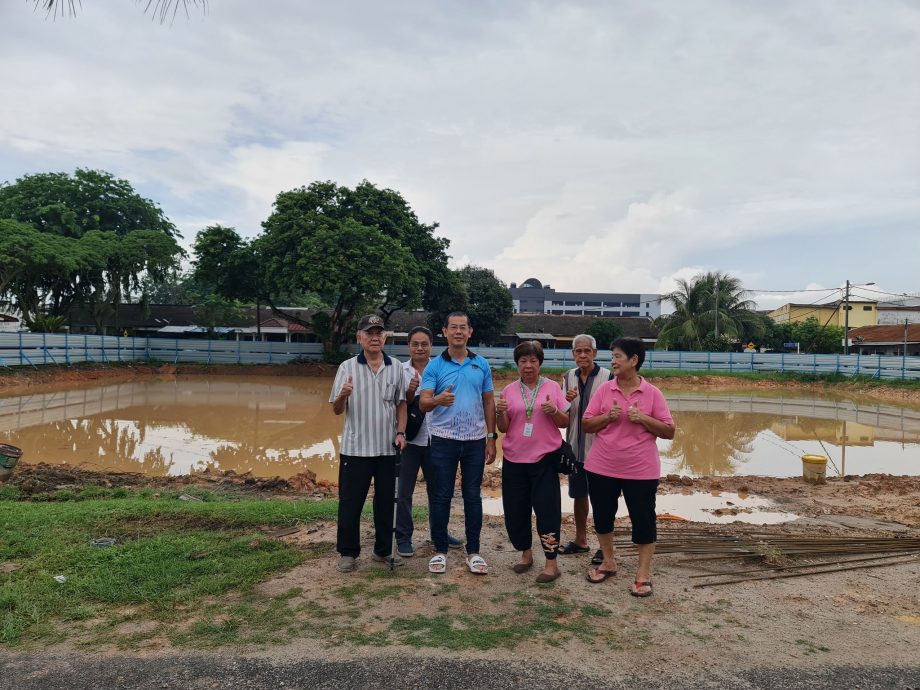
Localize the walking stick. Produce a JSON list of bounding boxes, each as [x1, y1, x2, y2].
[[389, 443, 401, 572]]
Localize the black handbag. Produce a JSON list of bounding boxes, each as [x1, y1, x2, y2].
[[546, 440, 579, 475], [405, 397, 426, 441]]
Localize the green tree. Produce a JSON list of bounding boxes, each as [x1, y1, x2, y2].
[[762, 316, 844, 354], [585, 319, 624, 350], [0, 169, 184, 334], [192, 181, 449, 354], [656, 271, 765, 351], [193, 295, 246, 337], [192, 225, 262, 303], [0, 218, 84, 325], [435, 266, 512, 346], [793, 317, 845, 354]]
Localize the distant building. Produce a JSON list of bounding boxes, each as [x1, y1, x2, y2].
[[508, 277, 661, 319], [385, 311, 658, 348], [768, 300, 878, 329], [848, 324, 920, 356], [0, 313, 21, 333], [877, 296, 920, 326]]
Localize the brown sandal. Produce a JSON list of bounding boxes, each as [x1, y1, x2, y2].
[[512, 561, 533, 574], [630, 580, 653, 597]]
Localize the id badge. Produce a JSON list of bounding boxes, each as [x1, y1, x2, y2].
[[523, 422, 534, 438]]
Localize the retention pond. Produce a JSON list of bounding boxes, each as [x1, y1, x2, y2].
[[2, 376, 918, 484]]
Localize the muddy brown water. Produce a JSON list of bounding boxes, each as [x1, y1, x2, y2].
[[1, 376, 918, 484]]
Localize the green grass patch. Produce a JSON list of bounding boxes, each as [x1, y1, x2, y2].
[[795, 638, 830, 655], [388, 591, 579, 651], [0, 494, 337, 646]]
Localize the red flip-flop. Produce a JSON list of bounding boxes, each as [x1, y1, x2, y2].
[[630, 580, 653, 597], [585, 567, 617, 584]]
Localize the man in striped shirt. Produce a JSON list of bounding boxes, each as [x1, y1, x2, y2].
[[329, 314, 408, 573], [558, 333, 611, 563]]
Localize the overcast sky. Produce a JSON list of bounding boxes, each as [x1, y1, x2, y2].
[[2, 1, 918, 311]]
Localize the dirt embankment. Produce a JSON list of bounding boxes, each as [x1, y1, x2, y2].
[[0, 362, 342, 396], [648, 374, 920, 406], [6, 462, 337, 499], [2, 361, 918, 405]]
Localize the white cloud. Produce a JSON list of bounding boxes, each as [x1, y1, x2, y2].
[[1, 0, 917, 307]]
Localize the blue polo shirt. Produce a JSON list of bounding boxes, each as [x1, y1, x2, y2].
[[421, 348, 494, 441]]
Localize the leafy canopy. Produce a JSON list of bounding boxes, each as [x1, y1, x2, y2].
[[194, 180, 449, 354], [585, 319, 624, 350], [427, 266, 513, 345], [0, 169, 183, 333]]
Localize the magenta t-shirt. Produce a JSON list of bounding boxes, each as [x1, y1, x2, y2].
[[583, 377, 674, 480], [499, 378, 569, 464]]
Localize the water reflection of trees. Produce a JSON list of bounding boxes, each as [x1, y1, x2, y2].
[[204, 442, 339, 479], [663, 412, 776, 476], [8, 418, 176, 475], [7, 402, 342, 479]]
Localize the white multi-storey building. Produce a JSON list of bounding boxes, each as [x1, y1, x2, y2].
[[509, 277, 660, 319]]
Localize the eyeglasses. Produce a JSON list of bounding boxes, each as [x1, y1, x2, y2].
[[409, 342, 431, 348], [573, 349, 594, 355], [445, 325, 469, 332]]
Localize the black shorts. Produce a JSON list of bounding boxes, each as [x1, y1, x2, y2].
[[586, 471, 658, 545], [567, 466, 589, 499]]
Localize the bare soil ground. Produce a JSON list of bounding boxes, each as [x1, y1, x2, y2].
[[2, 363, 919, 676]]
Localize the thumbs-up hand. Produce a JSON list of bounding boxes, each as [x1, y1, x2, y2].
[[540, 393, 557, 415], [495, 394, 508, 415], [627, 402, 642, 423], [407, 371, 420, 395], [437, 384, 455, 407], [607, 402, 621, 423], [565, 387, 578, 403], [339, 375, 354, 400]]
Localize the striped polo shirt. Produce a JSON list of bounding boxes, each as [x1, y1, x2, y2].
[[563, 363, 611, 463], [420, 348, 493, 441], [329, 351, 406, 457]]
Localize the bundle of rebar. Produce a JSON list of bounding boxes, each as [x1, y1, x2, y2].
[[613, 527, 920, 588]]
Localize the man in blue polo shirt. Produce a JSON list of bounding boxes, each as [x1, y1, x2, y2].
[[419, 311, 497, 576]]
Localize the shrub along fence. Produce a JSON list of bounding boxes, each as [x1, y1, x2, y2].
[[1, 333, 918, 380]]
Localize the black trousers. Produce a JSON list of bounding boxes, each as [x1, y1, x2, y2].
[[586, 470, 658, 545], [501, 455, 561, 559], [336, 454, 396, 558]]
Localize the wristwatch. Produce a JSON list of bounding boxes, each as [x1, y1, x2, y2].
[[486, 432, 498, 439], [395, 431, 406, 437]]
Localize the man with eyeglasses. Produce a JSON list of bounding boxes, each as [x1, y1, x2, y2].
[[419, 311, 497, 575], [557, 333, 611, 564]]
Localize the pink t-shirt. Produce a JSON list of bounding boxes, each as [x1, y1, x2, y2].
[[583, 377, 674, 480], [499, 378, 570, 464]]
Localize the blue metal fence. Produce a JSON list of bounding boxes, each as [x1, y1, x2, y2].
[[1, 333, 918, 380]]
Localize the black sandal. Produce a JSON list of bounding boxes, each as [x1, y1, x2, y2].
[[590, 549, 604, 565], [558, 541, 590, 555]]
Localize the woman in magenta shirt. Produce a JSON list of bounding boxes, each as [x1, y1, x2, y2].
[[496, 341, 570, 583], [582, 337, 675, 597]]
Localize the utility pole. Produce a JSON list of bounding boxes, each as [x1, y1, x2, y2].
[[843, 279, 850, 355], [714, 275, 720, 341]]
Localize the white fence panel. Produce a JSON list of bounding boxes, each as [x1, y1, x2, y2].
[[1, 333, 918, 379]]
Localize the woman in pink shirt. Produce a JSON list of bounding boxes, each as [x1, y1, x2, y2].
[[496, 341, 570, 583], [582, 337, 675, 597]]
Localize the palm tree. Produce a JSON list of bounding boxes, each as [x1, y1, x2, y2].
[[34, 1, 206, 22], [656, 271, 766, 351]]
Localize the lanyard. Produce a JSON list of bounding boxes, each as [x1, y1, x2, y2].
[[518, 377, 543, 420]]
